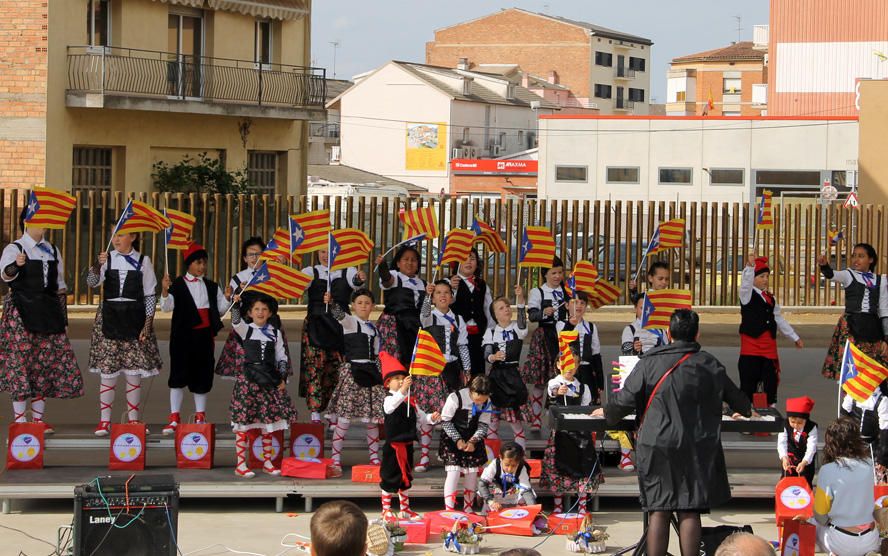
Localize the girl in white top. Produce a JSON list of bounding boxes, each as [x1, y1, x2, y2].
[[484, 286, 528, 448], [621, 294, 665, 355]]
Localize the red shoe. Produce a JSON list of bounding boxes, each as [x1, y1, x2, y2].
[[619, 451, 636, 472], [262, 461, 281, 476], [234, 465, 255, 479], [194, 412, 206, 425], [399, 509, 421, 521], [94, 421, 111, 437], [34, 420, 54, 435], [381, 509, 398, 523], [329, 465, 343, 478], [162, 413, 180, 435]]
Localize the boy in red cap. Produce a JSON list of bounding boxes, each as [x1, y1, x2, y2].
[[378, 351, 440, 521], [739, 253, 803, 408], [777, 396, 818, 486], [160, 243, 227, 433]]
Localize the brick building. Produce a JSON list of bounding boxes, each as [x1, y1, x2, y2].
[[666, 41, 767, 116], [426, 8, 652, 114]]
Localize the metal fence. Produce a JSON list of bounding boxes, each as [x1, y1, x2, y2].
[[1, 189, 876, 307]]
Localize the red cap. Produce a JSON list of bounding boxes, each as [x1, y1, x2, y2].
[[754, 257, 770, 276], [380, 352, 408, 386], [183, 242, 208, 267], [786, 396, 814, 418]]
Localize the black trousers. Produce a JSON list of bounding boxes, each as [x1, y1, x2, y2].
[[467, 332, 485, 378], [738, 354, 778, 406], [169, 327, 216, 394]]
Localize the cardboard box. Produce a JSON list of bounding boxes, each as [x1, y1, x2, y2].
[[526, 458, 542, 478], [547, 512, 585, 536], [351, 464, 381, 483], [398, 519, 429, 544], [425, 510, 487, 536]]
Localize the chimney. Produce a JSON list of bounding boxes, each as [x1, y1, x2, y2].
[[522, 73, 530, 88], [457, 57, 469, 70], [548, 70, 559, 85]]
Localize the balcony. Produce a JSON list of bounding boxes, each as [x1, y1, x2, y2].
[[614, 99, 636, 111], [614, 66, 636, 80], [309, 122, 340, 143], [66, 46, 326, 120]]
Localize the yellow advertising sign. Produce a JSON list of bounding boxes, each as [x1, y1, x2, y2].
[[405, 122, 447, 171]]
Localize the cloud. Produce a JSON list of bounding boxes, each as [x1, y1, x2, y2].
[[332, 16, 353, 31]]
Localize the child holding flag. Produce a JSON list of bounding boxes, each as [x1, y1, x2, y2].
[[819, 243, 888, 380], [375, 246, 427, 369], [777, 396, 818, 486], [449, 248, 493, 378], [558, 291, 604, 404], [621, 294, 665, 355], [629, 261, 671, 304], [87, 229, 163, 436]]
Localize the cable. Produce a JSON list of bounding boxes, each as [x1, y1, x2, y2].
[[531, 455, 601, 550], [0, 523, 58, 552], [87, 506, 125, 556], [164, 504, 184, 556], [182, 545, 268, 556]]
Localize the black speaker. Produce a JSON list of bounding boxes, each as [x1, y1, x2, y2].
[[73, 475, 179, 556]]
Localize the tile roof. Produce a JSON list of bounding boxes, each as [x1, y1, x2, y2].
[[672, 41, 766, 64], [308, 165, 426, 193]]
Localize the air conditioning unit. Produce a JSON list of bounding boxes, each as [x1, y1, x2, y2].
[[526, 132, 537, 149], [465, 146, 479, 159], [492, 145, 504, 156], [330, 146, 341, 163], [452, 147, 467, 159]]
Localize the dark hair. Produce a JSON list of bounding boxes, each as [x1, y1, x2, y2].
[[433, 279, 451, 289], [633, 292, 646, 307], [450, 247, 483, 280], [469, 375, 491, 395], [853, 242, 878, 271], [572, 290, 589, 304], [539, 255, 565, 279], [499, 550, 542, 556], [240, 236, 265, 270], [242, 292, 278, 316], [351, 287, 375, 303], [18, 206, 27, 233], [500, 441, 525, 462], [822, 416, 869, 465], [668, 309, 699, 342], [310, 500, 368, 556], [392, 245, 421, 271], [648, 260, 670, 277]]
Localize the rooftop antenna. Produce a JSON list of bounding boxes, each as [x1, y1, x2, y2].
[[543, 3, 550, 13], [330, 40, 341, 79], [733, 15, 742, 43]]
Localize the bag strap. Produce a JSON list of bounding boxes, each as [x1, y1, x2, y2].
[[640, 353, 692, 428]]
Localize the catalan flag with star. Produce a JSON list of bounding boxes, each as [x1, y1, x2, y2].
[[113, 200, 171, 235], [259, 228, 302, 266], [400, 206, 439, 240], [438, 228, 475, 266], [840, 340, 888, 403], [471, 216, 507, 253], [558, 330, 579, 375], [23, 188, 76, 230], [756, 190, 774, 230], [328, 229, 374, 271], [290, 209, 332, 254], [570, 260, 600, 294], [409, 329, 446, 377], [243, 260, 312, 299], [518, 226, 556, 267], [163, 208, 196, 250], [645, 218, 685, 255], [589, 279, 621, 309], [641, 289, 693, 330]]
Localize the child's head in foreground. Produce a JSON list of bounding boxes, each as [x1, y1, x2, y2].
[[310, 499, 368, 556]]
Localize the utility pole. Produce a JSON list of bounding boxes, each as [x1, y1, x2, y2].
[[733, 15, 742, 42], [330, 40, 340, 79]]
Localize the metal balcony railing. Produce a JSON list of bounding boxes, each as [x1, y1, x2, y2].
[[614, 66, 636, 79], [67, 46, 326, 109], [615, 99, 636, 110], [309, 122, 340, 139]]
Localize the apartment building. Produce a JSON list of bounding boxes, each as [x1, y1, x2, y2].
[[426, 8, 652, 114], [1, 0, 324, 194]]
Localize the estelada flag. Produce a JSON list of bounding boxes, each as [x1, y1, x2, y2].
[[589, 279, 621, 309], [290, 210, 332, 254], [23, 188, 76, 230], [646, 218, 685, 255], [438, 228, 475, 266], [571, 260, 599, 293], [244, 260, 311, 299], [113, 200, 171, 235], [409, 330, 445, 377], [259, 228, 302, 266], [557, 330, 579, 375], [518, 226, 555, 267], [400, 206, 439, 240], [471, 216, 506, 253], [840, 340, 888, 403], [329, 229, 374, 271], [756, 190, 774, 230], [164, 208, 196, 250], [641, 289, 692, 330]]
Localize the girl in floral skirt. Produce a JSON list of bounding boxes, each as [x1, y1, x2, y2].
[[374, 246, 426, 368], [521, 256, 570, 430], [87, 230, 163, 436], [449, 248, 493, 379], [0, 209, 83, 431], [484, 286, 528, 449], [325, 288, 387, 477], [229, 292, 297, 478]]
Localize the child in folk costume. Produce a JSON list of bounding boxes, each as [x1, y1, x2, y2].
[[416, 279, 472, 472], [325, 288, 387, 476], [88, 231, 163, 436], [819, 243, 888, 379], [379, 352, 440, 521], [300, 249, 366, 423], [558, 291, 604, 404], [375, 246, 426, 368], [522, 256, 571, 431], [478, 442, 537, 515], [0, 210, 82, 432], [160, 243, 227, 433], [841, 383, 888, 472], [621, 294, 665, 355], [484, 286, 529, 449], [449, 248, 493, 378], [228, 292, 297, 478], [439, 375, 494, 513], [628, 260, 671, 303], [777, 396, 818, 487], [539, 340, 602, 516], [739, 254, 803, 407]]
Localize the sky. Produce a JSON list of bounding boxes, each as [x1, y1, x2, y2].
[[311, 0, 769, 103]]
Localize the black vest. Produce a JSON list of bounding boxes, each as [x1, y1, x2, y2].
[[552, 381, 586, 407], [101, 255, 148, 341], [306, 267, 354, 316], [536, 286, 570, 327], [384, 393, 417, 443], [739, 291, 777, 338], [169, 276, 223, 335], [844, 275, 883, 341], [564, 322, 597, 365], [383, 275, 424, 316], [243, 326, 276, 374], [448, 391, 484, 442], [103, 256, 145, 300], [492, 459, 530, 492], [845, 274, 881, 316], [451, 278, 487, 331], [9, 241, 65, 334], [10, 241, 59, 296], [490, 326, 523, 366], [426, 312, 461, 357], [784, 419, 817, 463], [342, 321, 377, 361]]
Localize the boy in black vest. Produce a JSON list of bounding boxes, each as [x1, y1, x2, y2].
[[777, 396, 818, 486], [739, 254, 803, 407], [160, 243, 227, 434], [557, 291, 604, 404]]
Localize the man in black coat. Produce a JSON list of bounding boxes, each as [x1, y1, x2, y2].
[[593, 309, 752, 556]]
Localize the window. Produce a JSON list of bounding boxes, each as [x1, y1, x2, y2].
[[555, 166, 588, 182], [710, 168, 744, 186], [87, 0, 110, 47], [606, 167, 640, 184], [755, 170, 820, 187], [462, 127, 470, 142], [247, 151, 279, 194], [255, 20, 272, 66], [594, 84, 612, 99], [594, 51, 613, 67], [72, 147, 112, 192], [629, 57, 646, 72], [628, 88, 645, 102], [723, 77, 742, 94], [675, 90, 686, 102], [659, 168, 693, 185], [723, 110, 741, 117]]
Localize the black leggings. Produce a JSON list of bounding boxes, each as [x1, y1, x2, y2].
[[647, 511, 701, 556]]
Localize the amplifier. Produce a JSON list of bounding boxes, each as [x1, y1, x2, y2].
[[73, 475, 179, 556]]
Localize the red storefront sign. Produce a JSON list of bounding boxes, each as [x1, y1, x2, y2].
[[451, 159, 538, 174]]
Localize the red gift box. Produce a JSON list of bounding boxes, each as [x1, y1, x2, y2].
[[397, 519, 430, 544], [176, 423, 215, 469], [547, 512, 585, 536], [290, 423, 325, 460], [281, 457, 333, 479], [248, 430, 284, 470], [484, 438, 501, 465], [526, 458, 542, 478], [109, 423, 146, 471], [780, 517, 815, 556], [425, 510, 487, 536], [486, 504, 542, 536], [7, 423, 45, 470], [876, 484, 888, 504], [775, 476, 813, 525], [351, 464, 381, 483]]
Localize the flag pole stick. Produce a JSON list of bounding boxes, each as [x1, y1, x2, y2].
[[163, 208, 171, 277], [406, 334, 420, 417], [105, 199, 131, 255], [326, 232, 332, 313], [838, 339, 850, 418]]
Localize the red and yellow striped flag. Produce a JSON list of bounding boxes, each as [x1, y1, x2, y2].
[[756, 190, 774, 230], [400, 206, 439, 240], [114, 200, 171, 235], [840, 341, 888, 403], [164, 208, 196, 250], [329, 229, 374, 271], [571, 260, 600, 293], [259, 228, 302, 266], [291, 209, 332, 254], [246, 260, 312, 299], [558, 330, 579, 375], [409, 329, 446, 377], [646, 218, 685, 254], [641, 289, 693, 330], [438, 228, 475, 266], [471, 216, 507, 253], [589, 279, 621, 309], [518, 226, 556, 267], [23, 188, 76, 230]]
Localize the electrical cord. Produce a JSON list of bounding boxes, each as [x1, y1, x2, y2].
[[0, 522, 59, 552], [164, 504, 184, 556], [531, 456, 601, 550]]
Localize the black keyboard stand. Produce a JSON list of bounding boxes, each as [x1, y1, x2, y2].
[[613, 510, 680, 556]]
